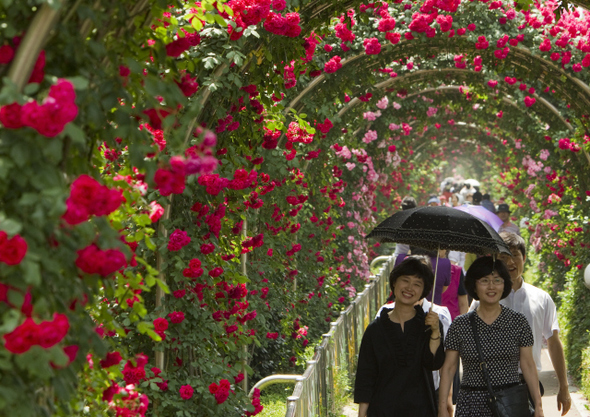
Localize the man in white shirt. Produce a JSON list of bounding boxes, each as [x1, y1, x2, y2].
[[470, 232, 571, 415]]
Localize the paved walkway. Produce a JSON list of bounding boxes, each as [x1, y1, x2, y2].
[[539, 347, 589, 417], [342, 348, 590, 416]]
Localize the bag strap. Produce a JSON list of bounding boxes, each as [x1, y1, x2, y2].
[[469, 311, 496, 402]]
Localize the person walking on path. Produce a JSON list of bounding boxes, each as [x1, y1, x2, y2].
[[470, 232, 572, 416], [438, 256, 543, 417], [355, 257, 445, 417], [497, 203, 520, 235], [481, 193, 496, 213]]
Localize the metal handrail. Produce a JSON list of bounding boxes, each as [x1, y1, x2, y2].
[[370, 255, 391, 269], [248, 375, 303, 398], [281, 252, 395, 417]]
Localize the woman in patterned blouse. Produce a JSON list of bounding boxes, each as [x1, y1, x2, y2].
[[437, 256, 543, 417]]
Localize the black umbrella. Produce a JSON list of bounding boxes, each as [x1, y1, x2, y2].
[[366, 206, 511, 255], [366, 206, 511, 306]]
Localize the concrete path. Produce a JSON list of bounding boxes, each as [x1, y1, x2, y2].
[[341, 347, 590, 417], [539, 347, 589, 417]]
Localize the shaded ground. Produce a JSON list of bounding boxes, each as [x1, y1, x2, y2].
[[341, 348, 590, 417]]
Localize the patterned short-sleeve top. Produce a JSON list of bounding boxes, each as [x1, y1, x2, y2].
[[445, 305, 534, 388]]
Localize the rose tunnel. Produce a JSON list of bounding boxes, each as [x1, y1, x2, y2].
[[1, 0, 590, 416]]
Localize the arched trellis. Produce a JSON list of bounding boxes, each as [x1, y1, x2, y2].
[[284, 37, 590, 122], [337, 84, 565, 155], [330, 72, 572, 134]]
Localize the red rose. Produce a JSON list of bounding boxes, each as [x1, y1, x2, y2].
[[0, 102, 23, 129], [0, 44, 14, 64], [3, 318, 40, 354], [179, 384, 194, 400], [0, 232, 28, 265], [38, 313, 70, 349], [62, 198, 90, 225], [102, 383, 120, 402], [100, 351, 123, 368], [200, 243, 215, 255], [70, 175, 101, 208], [75, 244, 106, 275], [99, 249, 127, 276], [168, 311, 185, 324], [153, 318, 169, 332]]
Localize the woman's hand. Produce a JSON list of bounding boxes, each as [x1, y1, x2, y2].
[[425, 311, 440, 336], [534, 405, 544, 417]]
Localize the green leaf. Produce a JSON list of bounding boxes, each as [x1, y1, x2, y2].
[[234, 273, 250, 284], [155, 278, 170, 294], [21, 259, 41, 286], [62, 123, 86, 145], [42, 138, 63, 162], [214, 14, 226, 26], [23, 83, 40, 96], [10, 142, 30, 168], [0, 309, 21, 334], [0, 218, 22, 235], [145, 274, 156, 287], [65, 76, 89, 90], [145, 235, 156, 251]]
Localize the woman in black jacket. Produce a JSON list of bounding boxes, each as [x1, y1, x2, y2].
[[354, 257, 445, 417]]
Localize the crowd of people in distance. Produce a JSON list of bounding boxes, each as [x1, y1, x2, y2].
[[353, 180, 572, 417], [427, 177, 521, 236]]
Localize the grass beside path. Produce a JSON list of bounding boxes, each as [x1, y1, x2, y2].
[[258, 391, 288, 417]]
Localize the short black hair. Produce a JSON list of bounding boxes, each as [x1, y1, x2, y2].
[[401, 196, 417, 210], [464, 256, 512, 300], [472, 191, 483, 204], [482, 193, 491, 200], [389, 257, 434, 300], [499, 232, 526, 259]]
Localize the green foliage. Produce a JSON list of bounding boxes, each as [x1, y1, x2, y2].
[[258, 391, 289, 417], [327, 364, 352, 417], [2, 0, 590, 415]]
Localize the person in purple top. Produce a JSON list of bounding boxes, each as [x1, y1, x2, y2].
[[395, 247, 450, 305]]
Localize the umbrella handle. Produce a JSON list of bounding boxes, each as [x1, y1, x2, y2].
[[431, 247, 440, 309]]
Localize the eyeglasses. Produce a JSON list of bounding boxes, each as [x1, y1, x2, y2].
[[477, 278, 504, 286]]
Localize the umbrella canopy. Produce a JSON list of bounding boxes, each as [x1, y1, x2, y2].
[[365, 206, 511, 255], [464, 178, 481, 188], [454, 204, 503, 232]]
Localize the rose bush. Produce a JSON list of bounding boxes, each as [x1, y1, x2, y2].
[[1, 0, 590, 416]]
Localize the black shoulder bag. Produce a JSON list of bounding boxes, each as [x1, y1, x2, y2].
[[469, 311, 533, 417]]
